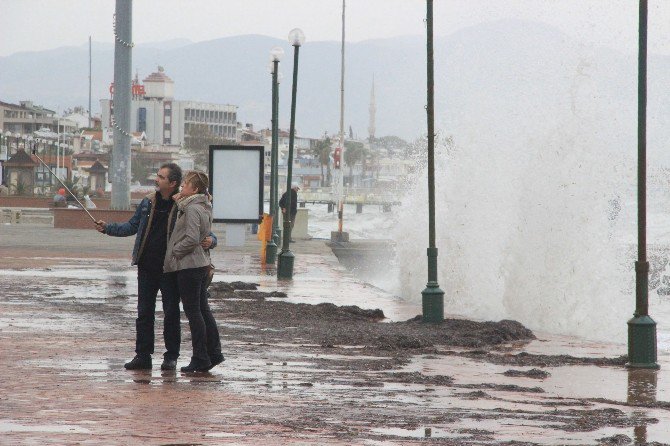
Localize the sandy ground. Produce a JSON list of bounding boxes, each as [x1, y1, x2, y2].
[[1, 224, 670, 445]]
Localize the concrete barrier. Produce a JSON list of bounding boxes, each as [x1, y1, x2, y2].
[[0, 196, 111, 209], [277, 208, 309, 239], [54, 208, 135, 229], [0, 207, 53, 225]]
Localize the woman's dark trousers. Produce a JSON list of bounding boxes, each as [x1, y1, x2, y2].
[[177, 266, 222, 364]]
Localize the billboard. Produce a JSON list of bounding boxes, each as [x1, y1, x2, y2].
[[209, 145, 264, 223]]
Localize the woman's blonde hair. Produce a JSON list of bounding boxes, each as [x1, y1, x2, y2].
[[183, 170, 209, 195]]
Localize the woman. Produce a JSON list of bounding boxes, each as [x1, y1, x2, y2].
[[164, 171, 223, 372]]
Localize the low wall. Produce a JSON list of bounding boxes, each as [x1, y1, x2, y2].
[[0, 196, 111, 209], [54, 208, 135, 229], [0, 207, 53, 225]]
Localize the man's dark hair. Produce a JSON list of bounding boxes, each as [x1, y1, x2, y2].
[[161, 163, 182, 186]]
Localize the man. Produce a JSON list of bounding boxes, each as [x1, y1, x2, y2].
[[95, 163, 217, 371], [279, 184, 299, 240]]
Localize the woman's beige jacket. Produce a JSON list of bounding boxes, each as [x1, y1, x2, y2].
[[163, 194, 212, 273]]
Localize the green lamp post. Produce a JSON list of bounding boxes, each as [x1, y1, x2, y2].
[[277, 28, 305, 280], [421, 0, 445, 323], [273, 71, 284, 250], [266, 46, 284, 264], [627, 0, 658, 369]]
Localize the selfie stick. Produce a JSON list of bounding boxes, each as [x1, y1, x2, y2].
[[32, 149, 97, 223]]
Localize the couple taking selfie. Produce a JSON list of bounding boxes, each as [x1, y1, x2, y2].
[[95, 163, 224, 373]]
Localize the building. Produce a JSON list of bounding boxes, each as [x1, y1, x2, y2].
[[3, 149, 72, 195], [0, 100, 77, 136], [100, 67, 238, 146]]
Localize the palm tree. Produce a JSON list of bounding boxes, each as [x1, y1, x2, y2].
[[343, 141, 365, 186], [311, 137, 332, 186]]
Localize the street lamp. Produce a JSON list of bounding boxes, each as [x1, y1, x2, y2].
[[5, 131, 13, 156], [274, 71, 284, 251], [628, 0, 658, 369], [266, 45, 284, 264], [421, 0, 445, 323], [277, 28, 305, 280]]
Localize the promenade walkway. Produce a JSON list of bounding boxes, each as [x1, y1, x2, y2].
[[1, 224, 669, 445]]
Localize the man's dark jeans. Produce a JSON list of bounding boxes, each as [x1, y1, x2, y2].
[[175, 266, 222, 364], [136, 268, 180, 360]]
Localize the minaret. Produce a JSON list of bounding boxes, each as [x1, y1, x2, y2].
[[367, 74, 376, 142]]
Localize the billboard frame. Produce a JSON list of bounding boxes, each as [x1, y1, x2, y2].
[[208, 144, 264, 224]]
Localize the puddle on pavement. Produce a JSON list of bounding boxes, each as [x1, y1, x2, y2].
[[204, 432, 245, 438], [0, 420, 90, 434], [370, 426, 462, 439], [219, 272, 421, 322], [0, 316, 96, 333]]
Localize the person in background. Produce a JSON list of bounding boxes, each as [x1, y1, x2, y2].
[[53, 188, 66, 206], [279, 184, 299, 241], [164, 170, 223, 373], [95, 163, 217, 371]]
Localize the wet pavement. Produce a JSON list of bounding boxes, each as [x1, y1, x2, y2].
[[1, 224, 670, 445]]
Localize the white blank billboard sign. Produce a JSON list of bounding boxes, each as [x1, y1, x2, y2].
[[209, 145, 264, 223]]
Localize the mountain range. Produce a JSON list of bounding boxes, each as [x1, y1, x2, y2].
[[2, 19, 669, 164]]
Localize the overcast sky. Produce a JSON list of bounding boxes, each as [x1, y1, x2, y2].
[[0, 1, 669, 57]]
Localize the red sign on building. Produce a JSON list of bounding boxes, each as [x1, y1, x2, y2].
[[109, 82, 146, 98]]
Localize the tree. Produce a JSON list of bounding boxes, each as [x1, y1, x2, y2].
[[184, 124, 227, 170], [310, 137, 332, 186], [375, 135, 409, 157], [343, 141, 366, 186], [62, 176, 81, 198], [131, 156, 153, 185], [11, 177, 29, 196]]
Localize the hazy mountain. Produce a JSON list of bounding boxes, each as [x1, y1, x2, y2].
[[1, 20, 669, 163]]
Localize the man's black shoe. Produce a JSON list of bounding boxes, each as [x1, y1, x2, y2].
[[124, 355, 152, 370], [161, 358, 177, 371], [180, 360, 211, 373], [207, 353, 225, 371]]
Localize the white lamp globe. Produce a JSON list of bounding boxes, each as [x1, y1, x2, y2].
[[288, 28, 305, 47], [270, 46, 284, 61]]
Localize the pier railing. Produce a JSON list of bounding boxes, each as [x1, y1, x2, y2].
[[265, 186, 402, 206]]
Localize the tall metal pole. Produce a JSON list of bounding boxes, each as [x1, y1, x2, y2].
[[421, 0, 444, 323], [278, 29, 304, 280], [111, 0, 132, 210], [266, 59, 279, 264], [89, 36, 92, 129], [337, 0, 346, 234], [56, 117, 60, 174], [627, 0, 658, 369], [273, 69, 281, 249]]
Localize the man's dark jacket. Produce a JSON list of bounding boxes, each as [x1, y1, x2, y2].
[[279, 189, 298, 217]]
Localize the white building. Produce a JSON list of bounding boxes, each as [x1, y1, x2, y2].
[[100, 67, 238, 146]]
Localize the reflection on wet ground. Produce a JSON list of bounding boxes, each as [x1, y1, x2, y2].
[[2, 230, 670, 444]]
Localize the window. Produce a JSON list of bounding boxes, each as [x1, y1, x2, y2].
[[138, 107, 146, 132]]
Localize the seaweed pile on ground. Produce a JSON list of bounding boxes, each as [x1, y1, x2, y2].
[[209, 282, 535, 351]]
